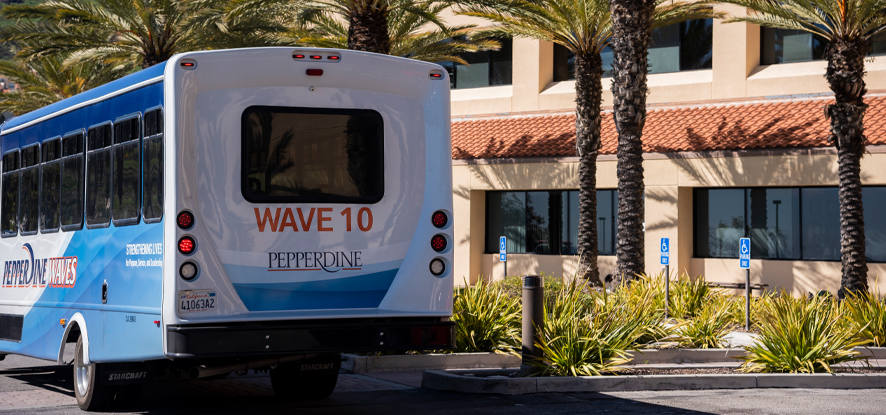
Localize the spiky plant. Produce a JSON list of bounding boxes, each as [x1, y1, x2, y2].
[[456, 0, 718, 285], [676, 303, 732, 349], [716, 0, 886, 298], [452, 278, 521, 354], [843, 288, 886, 346]]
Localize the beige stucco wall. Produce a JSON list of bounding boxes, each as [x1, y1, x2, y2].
[[452, 151, 886, 294]]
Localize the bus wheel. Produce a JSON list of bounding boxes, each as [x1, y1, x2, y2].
[[73, 336, 114, 411], [270, 357, 340, 400]]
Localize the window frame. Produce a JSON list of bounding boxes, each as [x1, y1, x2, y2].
[[1, 149, 20, 238], [142, 105, 164, 224], [240, 106, 386, 205], [60, 129, 86, 232], [18, 143, 40, 236], [85, 121, 114, 229], [111, 112, 142, 227], [39, 136, 62, 234]]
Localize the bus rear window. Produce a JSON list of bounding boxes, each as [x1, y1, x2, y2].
[[241, 107, 384, 204]]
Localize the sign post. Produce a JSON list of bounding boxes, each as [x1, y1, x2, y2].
[[739, 237, 751, 331], [660, 238, 670, 319], [500, 236, 507, 278]]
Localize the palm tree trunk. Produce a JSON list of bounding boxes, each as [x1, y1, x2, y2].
[[347, 1, 391, 54], [574, 52, 604, 287], [825, 39, 870, 298], [610, 0, 654, 285]]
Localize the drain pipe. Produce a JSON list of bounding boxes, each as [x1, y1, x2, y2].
[[521, 275, 544, 375]]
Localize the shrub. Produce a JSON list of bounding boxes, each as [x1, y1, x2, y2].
[[492, 272, 567, 307], [452, 278, 521, 353], [528, 280, 661, 376], [739, 292, 868, 373], [668, 275, 712, 319], [843, 289, 886, 347], [676, 305, 732, 349]]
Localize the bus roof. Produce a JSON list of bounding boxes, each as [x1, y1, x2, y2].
[[1, 62, 167, 135]]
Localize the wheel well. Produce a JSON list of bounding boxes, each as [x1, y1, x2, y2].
[[65, 323, 81, 344]]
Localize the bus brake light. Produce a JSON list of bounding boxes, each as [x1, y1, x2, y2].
[[178, 237, 196, 255], [430, 235, 447, 252], [177, 211, 194, 229], [306, 69, 323, 76]]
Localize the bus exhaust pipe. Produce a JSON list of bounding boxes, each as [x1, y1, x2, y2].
[[189, 354, 318, 379]]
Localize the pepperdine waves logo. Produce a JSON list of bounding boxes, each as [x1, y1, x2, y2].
[[267, 251, 362, 273], [2, 243, 78, 288]]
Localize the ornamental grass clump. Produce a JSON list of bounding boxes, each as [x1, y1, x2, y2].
[[528, 280, 662, 376], [843, 288, 886, 347], [452, 278, 521, 354], [676, 304, 732, 349], [668, 275, 712, 319], [740, 292, 868, 373]]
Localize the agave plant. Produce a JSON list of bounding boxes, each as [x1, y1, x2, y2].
[[843, 288, 886, 346], [740, 292, 868, 373], [452, 277, 521, 354]]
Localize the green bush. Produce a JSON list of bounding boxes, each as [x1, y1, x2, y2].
[[740, 292, 868, 373], [676, 305, 732, 349], [843, 289, 886, 347], [668, 275, 712, 319], [492, 272, 567, 307], [452, 278, 521, 353]]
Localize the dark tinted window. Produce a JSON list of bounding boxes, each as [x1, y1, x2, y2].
[[61, 132, 84, 230], [143, 108, 163, 221], [1, 151, 19, 237], [41, 138, 61, 232], [801, 187, 840, 260], [747, 188, 800, 259], [866, 188, 886, 262], [86, 124, 112, 227], [19, 145, 39, 234], [242, 107, 384, 203], [694, 188, 745, 258], [112, 116, 140, 225], [439, 38, 513, 89]]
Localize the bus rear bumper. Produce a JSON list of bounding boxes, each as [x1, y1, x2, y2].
[[165, 318, 454, 358]]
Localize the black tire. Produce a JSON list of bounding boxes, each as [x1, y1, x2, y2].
[[270, 355, 340, 400], [73, 336, 114, 411]]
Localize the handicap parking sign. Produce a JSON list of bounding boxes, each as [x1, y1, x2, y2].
[[660, 238, 669, 265], [499, 236, 507, 261], [739, 238, 750, 269]]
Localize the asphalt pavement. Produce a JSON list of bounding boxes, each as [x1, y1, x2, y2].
[[1, 354, 885, 414]]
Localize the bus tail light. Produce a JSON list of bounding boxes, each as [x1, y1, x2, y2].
[[178, 237, 196, 255], [429, 258, 445, 276], [431, 211, 448, 228], [177, 211, 194, 229], [430, 235, 447, 252], [306, 69, 323, 76], [180, 262, 198, 280]]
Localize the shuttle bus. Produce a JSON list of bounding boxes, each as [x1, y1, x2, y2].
[[0, 48, 455, 410]]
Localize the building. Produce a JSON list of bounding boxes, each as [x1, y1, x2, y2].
[[445, 6, 886, 295]]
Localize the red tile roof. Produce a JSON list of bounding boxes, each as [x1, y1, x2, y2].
[[451, 95, 886, 159]]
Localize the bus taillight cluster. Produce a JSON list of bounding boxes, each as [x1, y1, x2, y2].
[[430, 211, 449, 277], [178, 211, 199, 280]]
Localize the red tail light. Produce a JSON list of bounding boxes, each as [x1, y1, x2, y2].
[[177, 211, 194, 229], [178, 237, 196, 255], [310, 55, 322, 60], [431, 211, 448, 228], [430, 235, 447, 252], [306, 69, 323, 76]]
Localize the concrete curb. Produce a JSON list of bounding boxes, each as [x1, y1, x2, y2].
[[422, 369, 886, 395], [627, 349, 747, 363], [342, 353, 520, 374]]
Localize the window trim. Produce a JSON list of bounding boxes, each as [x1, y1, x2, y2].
[[142, 105, 164, 224], [111, 112, 142, 227], [18, 143, 40, 236], [60, 129, 86, 232], [1, 149, 20, 238], [40, 136, 62, 234], [240, 106, 386, 205], [85, 121, 113, 229]]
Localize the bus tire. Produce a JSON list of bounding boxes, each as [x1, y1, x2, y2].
[[270, 361, 339, 400], [73, 336, 114, 411]]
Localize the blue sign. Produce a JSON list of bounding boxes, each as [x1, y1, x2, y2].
[[660, 238, 669, 265], [499, 236, 507, 262], [739, 238, 751, 269]]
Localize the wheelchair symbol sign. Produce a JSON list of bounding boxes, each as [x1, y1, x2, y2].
[[660, 238, 669, 265], [739, 238, 750, 269], [499, 236, 507, 261]]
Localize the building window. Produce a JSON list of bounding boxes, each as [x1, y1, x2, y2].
[[486, 190, 617, 255], [761, 29, 886, 65], [439, 38, 512, 89], [553, 19, 712, 81], [695, 187, 886, 262]]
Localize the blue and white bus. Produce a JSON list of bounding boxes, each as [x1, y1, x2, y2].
[[0, 48, 454, 410]]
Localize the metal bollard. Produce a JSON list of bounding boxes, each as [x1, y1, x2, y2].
[[521, 275, 544, 374]]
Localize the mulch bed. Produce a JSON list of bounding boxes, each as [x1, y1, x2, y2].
[[621, 366, 886, 375]]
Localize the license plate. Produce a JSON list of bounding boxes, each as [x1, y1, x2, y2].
[[179, 290, 216, 314]]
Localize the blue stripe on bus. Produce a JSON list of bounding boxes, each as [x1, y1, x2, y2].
[[232, 268, 398, 311]]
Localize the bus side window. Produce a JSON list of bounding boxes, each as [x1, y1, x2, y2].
[[1, 150, 19, 237], [86, 123, 112, 228], [143, 108, 163, 222], [40, 137, 61, 233], [19, 144, 39, 235], [61, 131, 85, 230], [112, 115, 141, 226]]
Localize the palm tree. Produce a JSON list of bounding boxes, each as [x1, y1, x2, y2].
[[608, 0, 655, 286], [717, 0, 886, 298], [456, 0, 717, 285], [0, 55, 132, 114], [293, 1, 499, 63], [0, 0, 290, 69], [295, 0, 418, 53]]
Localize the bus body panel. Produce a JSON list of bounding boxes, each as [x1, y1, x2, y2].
[[0, 77, 166, 363]]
